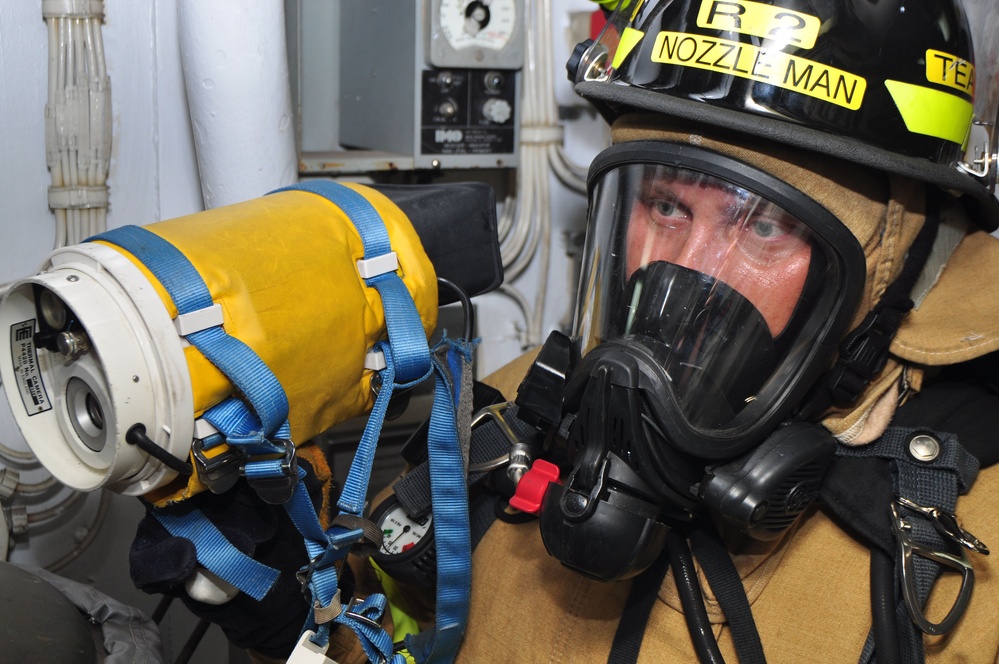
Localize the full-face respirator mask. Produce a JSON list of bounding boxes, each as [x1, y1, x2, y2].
[[520, 141, 867, 581], [520, 0, 999, 583]]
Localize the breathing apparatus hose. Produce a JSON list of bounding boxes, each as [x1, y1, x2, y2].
[[667, 530, 726, 664], [871, 547, 902, 664], [607, 528, 731, 664]]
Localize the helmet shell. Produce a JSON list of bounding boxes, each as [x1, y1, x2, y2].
[[574, 0, 999, 229]]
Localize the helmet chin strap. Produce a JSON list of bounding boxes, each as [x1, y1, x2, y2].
[[797, 189, 942, 422]]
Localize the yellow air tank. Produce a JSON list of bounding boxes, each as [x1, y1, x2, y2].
[[0, 183, 441, 502]]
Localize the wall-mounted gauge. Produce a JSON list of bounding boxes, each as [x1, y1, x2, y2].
[[429, 0, 525, 69]]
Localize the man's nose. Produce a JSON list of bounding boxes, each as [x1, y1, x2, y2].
[[672, 220, 729, 275]]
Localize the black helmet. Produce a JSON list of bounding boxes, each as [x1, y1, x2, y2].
[[569, 0, 999, 231]]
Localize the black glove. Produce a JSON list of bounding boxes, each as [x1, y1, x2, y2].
[[129, 457, 334, 658]]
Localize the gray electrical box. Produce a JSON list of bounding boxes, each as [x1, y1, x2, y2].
[[339, 0, 523, 169]]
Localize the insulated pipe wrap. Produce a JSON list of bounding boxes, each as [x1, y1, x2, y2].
[[177, 0, 297, 209]]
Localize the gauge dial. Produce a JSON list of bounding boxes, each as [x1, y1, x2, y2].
[[376, 502, 433, 555], [370, 494, 438, 587], [438, 0, 517, 52]]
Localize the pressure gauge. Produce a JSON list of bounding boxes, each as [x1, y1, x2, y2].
[[429, 0, 525, 69], [370, 494, 437, 587]]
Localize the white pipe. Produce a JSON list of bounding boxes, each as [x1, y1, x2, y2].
[[177, 0, 297, 209]]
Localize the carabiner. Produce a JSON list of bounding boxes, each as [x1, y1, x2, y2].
[[467, 402, 534, 480], [896, 495, 990, 555], [890, 498, 981, 635]]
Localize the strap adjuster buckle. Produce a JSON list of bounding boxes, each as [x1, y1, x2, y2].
[[245, 438, 299, 504], [828, 309, 903, 406], [297, 552, 342, 603], [343, 596, 385, 632], [192, 438, 246, 494], [468, 403, 530, 476], [890, 497, 986, 635]]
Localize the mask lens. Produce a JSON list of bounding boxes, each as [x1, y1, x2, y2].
[[625, 165, 814, 336], [621, 262, 776, 428], [573, 141, 861, 450]]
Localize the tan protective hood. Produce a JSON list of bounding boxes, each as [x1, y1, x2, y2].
[[611, 115, 999, 443]]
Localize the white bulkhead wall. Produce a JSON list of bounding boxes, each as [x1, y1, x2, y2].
[[0, 0, 605, 661]]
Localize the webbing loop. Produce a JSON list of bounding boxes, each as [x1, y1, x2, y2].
[[88, 226, 291, 440], [154, 510, 279, 601], [271, 181, 431, 384]]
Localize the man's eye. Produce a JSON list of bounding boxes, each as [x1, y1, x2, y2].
[[749, 217, 791, 239], [648, 195, 688, 224], [654, 199, 678, 216]]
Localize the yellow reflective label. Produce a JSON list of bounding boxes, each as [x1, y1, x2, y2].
[[651, 32, 866, 110], [925, 49, 975, 95], [612, 26, 646, 70], [884, 80, 973, 145], [696, 0, 820, 49]]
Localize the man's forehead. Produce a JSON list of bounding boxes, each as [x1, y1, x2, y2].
[[639, 167, 752, 203]]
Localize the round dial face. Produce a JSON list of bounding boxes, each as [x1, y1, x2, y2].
[[438, 0, 517, 52], [376, 503, 433, 556]]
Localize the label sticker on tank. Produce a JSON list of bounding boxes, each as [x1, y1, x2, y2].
[[9, 320, 52, 416], [651, 31, 867, 110], [925, 49, 974, 95], [697, 0, 820, 50]]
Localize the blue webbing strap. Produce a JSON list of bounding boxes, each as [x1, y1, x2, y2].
[[281, 342, 403, 663], [269, 182, 432, 659], [406, 340, 474, 664], [271, 181, 431, 384], [273, 182, 472, 663], [88, 225, 293, 599], [155, 510, 280, 601]]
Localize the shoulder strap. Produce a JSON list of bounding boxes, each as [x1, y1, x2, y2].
[[890, 369, 999, 467], [824, 425, 983, 664]]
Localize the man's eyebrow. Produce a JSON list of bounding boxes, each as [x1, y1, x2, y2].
[[642, 169, 745, 196]]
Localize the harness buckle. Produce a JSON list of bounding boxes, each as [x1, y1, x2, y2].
[[191, 438, 246, 494], [296, 555, 321, 602], [828, 309, 901, 406], [297, 552, 344, 604], [244, 438, 299, 504], [896, 495, 990, 555], [468, 402, 534, 482], [890, 497, 982, 635], [343, 596, 385, 632]]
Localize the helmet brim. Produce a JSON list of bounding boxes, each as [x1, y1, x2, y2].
[[577, 81, 999, 233]]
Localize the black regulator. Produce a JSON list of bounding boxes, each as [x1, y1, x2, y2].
[[513, 329, 838, 582]]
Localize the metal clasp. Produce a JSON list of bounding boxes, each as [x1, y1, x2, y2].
[[890, 497, 988, 635], [957, 120, 996, 184], [343, 596, 385, 632], [244, 438, 299, 505], [896, 496, 990, 555], [191, 437, 246, 494], [468, 402, 534, 483]]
